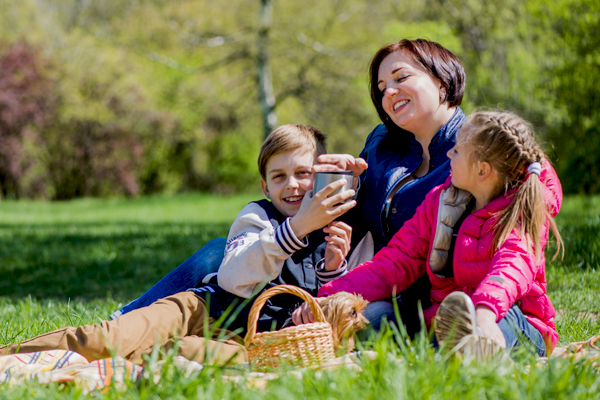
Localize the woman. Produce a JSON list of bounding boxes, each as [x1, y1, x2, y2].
[[112, 39, 467, 334], [318, 39, 465, 250], [313, 39, 466, 334]]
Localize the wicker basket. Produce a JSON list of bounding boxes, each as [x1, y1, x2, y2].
[[244, 285, 335, 370]]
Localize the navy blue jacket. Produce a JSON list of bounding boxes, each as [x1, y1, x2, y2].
[[350, 108, 466, 250]]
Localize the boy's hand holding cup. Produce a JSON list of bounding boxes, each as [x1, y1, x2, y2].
[[289, 172, 356, 240]]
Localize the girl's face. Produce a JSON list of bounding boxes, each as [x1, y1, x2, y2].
[[447, 126, 479, 192], [377, 51, 446, 135]]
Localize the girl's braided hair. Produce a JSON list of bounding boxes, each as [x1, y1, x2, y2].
[[461, 111, 563, 260]]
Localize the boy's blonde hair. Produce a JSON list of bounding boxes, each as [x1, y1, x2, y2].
[[258, 124, 327, 180], [461, 111, 563, 260]]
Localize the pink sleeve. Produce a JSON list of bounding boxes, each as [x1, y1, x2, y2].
[[318, 187, 438, 301], [471, 235, 537, 321]]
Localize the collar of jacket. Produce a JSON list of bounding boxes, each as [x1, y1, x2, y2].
[[429, 182, 473, 273], [356, 107, 467, 248], [438, 175, 511, 220], [407, 108, 467, 160], [381, 108, 467, 196]]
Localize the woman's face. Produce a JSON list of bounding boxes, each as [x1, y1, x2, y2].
[[377, 51, 447, 135]]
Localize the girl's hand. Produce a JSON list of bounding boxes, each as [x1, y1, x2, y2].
[[314, 154, 368, 190], [289, 180, 356, 239], [475, 305, 507, 348], [291, 298, 326, 325], [323, 221, 352, 271]]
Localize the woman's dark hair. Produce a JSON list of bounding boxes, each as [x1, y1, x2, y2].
[[369, 39, 465, 144]]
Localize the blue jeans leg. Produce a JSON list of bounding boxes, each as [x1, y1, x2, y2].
[[357, 295, 425, 341], [498, 305, 547, 357], [110, 238, 226, 319], [361, 300, 399, 332], [359, 274, 432, 338]]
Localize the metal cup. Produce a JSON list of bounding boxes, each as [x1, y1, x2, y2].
[[313, 171, 354, 201]]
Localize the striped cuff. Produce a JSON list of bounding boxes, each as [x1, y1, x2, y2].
[[316, 259, 348, 285], [275, 217, 308, 255]]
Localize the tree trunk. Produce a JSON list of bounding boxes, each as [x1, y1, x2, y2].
[[257, 0, 277, 138]]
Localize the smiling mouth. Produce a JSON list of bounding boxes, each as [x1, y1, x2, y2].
[[283, 196, 303, 203], [393, 100, 409, 111]]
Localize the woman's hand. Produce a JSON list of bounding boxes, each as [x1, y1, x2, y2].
[[323, 221, 352, 271], [314, 154, 368, 190], [475, 305, 506, 348], [292, 298, 326, 325], [289, 180, 356, 239]]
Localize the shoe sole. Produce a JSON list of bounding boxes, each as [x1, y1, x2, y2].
[[435, 291, 477, 350], [452, 334, 508, 363]]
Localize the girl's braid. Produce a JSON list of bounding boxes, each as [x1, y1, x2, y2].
[[485, 113, 544, 180], [464, 110, 562, 262]]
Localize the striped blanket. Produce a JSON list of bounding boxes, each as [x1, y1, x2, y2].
[[0, 348, 367, 393], [0, 350, 144, 393]]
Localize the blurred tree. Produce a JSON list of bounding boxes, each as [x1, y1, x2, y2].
[[257, 0, 277, 138], [540, 0, 600, 193], [0, 41, 56, 199], [421, 0, 557, 129], [45, 37, 147, 199], [52, 0, 386, 186], [0, 0, 598, 197]]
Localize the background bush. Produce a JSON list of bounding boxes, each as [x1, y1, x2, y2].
[[0, 0, 598, 199]]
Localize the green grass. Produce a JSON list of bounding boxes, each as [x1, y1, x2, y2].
[[0, 193, 257, 301], [0, 193, 599, 398]]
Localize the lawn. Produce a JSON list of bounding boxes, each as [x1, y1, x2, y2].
[[0, 193, 599, 398]]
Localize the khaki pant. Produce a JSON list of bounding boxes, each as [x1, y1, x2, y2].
[[0, 292, 247, 365]]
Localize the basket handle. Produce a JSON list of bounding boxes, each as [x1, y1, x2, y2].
[[244, 285, 326, 346]]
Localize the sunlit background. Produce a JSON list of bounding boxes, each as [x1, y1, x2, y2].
[[0, 0, 598, 199]]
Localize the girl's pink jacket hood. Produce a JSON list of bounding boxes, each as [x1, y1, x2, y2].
[[319, 161, 562, 353]]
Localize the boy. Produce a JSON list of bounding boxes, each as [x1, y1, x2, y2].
[[0, 125, 357, 365]]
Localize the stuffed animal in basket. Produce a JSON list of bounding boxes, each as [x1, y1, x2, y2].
[[285, 291, 369, 354], [319, 292, 369, 353]]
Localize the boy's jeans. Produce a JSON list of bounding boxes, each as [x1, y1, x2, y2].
[[110, 238, 226, 319]]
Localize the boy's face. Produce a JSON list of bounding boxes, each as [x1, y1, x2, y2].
[[261, 148, 315, 218]]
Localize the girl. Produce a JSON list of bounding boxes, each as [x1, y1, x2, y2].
[[312, 110, 563, 357]]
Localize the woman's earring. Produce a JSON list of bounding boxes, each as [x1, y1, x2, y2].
[[440, 90, 447, 103]]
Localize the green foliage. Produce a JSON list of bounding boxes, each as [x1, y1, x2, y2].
[[0, 0, 599, 197], [540, 0, 600, 193]]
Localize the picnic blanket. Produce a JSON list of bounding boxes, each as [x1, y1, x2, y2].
[[0, 350, 145, 393], [0, 336, 598, 394], [546, 334, 600, 368], [0, 349, 370, 393]]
